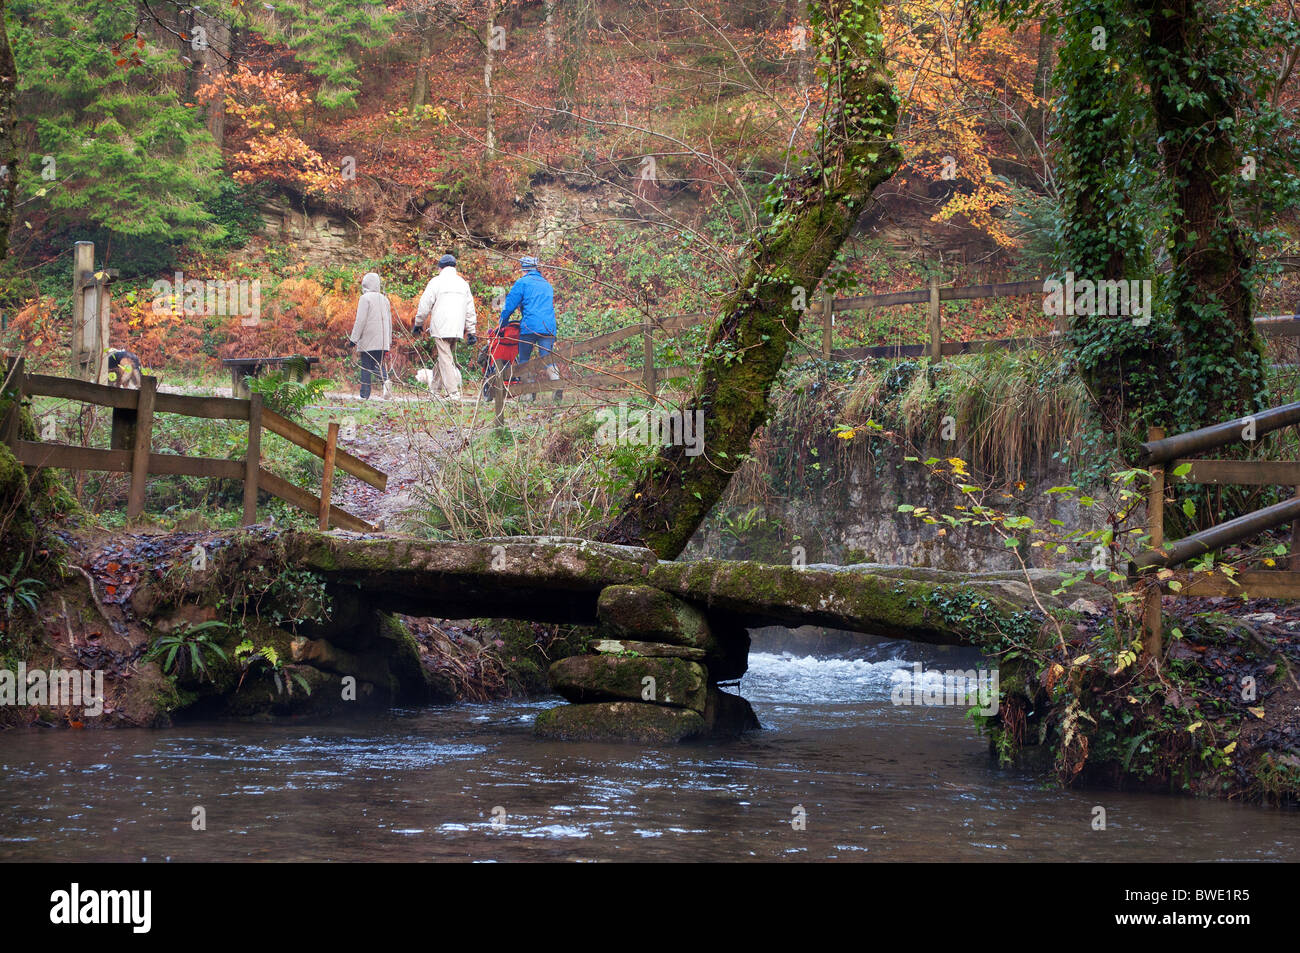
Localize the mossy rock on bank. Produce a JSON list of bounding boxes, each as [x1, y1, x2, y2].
[[534, 701, 706, 744], [549, 655, 707, 712], [596, 585, 716, 650]]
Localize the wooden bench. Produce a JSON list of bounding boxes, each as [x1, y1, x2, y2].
[[222, 355, 320, 398]]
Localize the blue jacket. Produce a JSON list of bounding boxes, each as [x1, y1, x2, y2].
[[499, 270, 556, 336]]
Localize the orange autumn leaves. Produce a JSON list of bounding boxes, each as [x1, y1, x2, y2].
[[197, 67, 345, 197], [882, 1, 1044, 249]]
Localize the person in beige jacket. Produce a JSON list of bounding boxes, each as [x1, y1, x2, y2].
[[348, 272, 393, 400], [413, 253, 478, 399]]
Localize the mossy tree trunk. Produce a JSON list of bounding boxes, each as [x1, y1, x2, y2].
[[599, 0, 901, 559]]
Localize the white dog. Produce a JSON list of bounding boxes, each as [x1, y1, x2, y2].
[[415, 368, 436, 393]]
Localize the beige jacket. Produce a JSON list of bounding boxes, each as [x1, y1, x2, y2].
[[415, 266, 478, 339], [350, 272, 393, 352]]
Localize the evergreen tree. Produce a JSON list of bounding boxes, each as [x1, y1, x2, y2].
[[7, 0, 223, 269], [263, 1, 395, 109]]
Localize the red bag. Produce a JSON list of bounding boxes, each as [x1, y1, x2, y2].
[[489, 322, 521, 361]]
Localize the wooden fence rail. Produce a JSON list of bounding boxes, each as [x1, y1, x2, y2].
[[2, 356, 386, 532], [487, 277, 1300, 426]]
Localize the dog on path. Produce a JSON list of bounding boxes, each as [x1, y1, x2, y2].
[[107, 349, 143, 388]]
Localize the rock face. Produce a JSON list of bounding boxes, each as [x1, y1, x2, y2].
[[534, 701, 706, 744], [539, 584, 761, 743]]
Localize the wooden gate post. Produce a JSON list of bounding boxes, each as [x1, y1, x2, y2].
[[928, 276, 942, 364], [319, 421, 339, 531], [125, 376, 157, 521], [1143, 425, 1166, 661], [243, 393, 262, 526], [71, 241, 95, 380]]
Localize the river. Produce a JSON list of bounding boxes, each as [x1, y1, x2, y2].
[[2, 636, 1296, 861]]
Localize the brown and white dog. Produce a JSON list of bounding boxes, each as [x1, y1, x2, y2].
[[107, 349, 143, 388]]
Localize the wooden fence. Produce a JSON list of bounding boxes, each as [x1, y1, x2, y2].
[[1132, 404, 1300, 657], [2, 356, 386, 532], [495, 278, 1300, 416]]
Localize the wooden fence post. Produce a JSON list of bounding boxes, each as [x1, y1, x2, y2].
[[126, 376, 156, 521], [928, 276, 942, 363], [1143, 425, 1166, 661], [493, 368, 506, 427], [243, 393, 262, 526], [1291, 484, 1300, 572], [821, 296, 833, 360], [643, 322, 656, 397], [2, 355, 23, 449], [319, 421, 339, 531]]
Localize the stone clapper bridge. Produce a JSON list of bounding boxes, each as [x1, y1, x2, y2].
[[267, 532, 1081, 743]]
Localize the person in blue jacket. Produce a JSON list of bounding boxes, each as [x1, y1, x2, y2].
[[499, 255, 560, 402]]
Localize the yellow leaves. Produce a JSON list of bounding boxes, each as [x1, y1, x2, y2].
[[1187, 721, 1203, 733], [1223, 741, 1237, 755], [1263, 558, 1276, 568], [1248, 707, 1265, 719], [1071, 654, 1091, 667], [837, 428, 856, 440], [1014, 481, 1026, 491], [946, 456, 969, 476]]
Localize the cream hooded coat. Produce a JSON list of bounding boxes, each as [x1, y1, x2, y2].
[[350, 272, 393, 352], [415, 266, 478, 339]]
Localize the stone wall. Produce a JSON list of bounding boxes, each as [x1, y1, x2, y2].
[[689, 440, 1110, 573]]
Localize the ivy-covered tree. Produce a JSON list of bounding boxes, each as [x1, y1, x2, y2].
[[8, 0, 223, 269], [977, 0, 1300, 439], [1049, 1, 1173, 434]]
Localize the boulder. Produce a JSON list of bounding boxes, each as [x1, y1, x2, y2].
[[548, 655, 707, 712], [596, 585, 715, 650], [534, 701, 705, 743]]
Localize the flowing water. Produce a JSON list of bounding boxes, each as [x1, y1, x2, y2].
[[2, 637, 1296, 862]]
